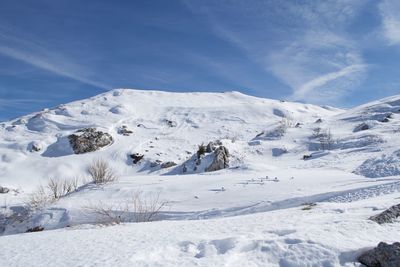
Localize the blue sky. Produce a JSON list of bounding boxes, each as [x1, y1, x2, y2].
[[1, 0, 400, 121]]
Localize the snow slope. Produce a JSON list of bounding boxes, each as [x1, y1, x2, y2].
[[1, 89, 400, 266]]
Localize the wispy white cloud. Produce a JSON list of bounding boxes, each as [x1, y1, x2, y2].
[[379, 0, 400, 45], [183, 0, 368, 104], [0, 28, 110, 89], [290, 64, 367, 101]]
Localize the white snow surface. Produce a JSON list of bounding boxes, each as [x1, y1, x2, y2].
[[1, 89, 400, 266]]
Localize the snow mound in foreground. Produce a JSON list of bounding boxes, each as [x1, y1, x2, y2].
[[354, 150, 400, 178]]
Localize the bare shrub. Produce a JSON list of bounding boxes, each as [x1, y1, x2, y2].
[[84, 201, 123, 224], [27, 177, 84, 210], [129, 191, 167, 222], [85, 191, 168, 224], [280, 116, 294, 128], [26, 185, 53, 210], [319, 129, 334, 150], [88, 159, 118, 184], [312, 127, 322, 138], [197, 143, 206, 159], [47, 177, 80, 200]]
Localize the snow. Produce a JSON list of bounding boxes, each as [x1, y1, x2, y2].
[[1, 89, 400, 266]]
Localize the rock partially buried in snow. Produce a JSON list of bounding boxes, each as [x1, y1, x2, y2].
[[358, 242, 400, 267], [0, 186, 10, 194], [370, 204, 400, 224], [130, 153, 144, 164], [354, 122, 370, 132], [160, 161, 177, 168], [118, 125, 133, 136], [205, 146, 229, 172], [68, 128, 113, 154], [28, 141, 42, 152], [165, 119, 177, 127]]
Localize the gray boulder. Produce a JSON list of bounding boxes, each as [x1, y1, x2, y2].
[[358, 242, 400, 267], [68, 128, 113, 154], [0, 186, 10, 194], [370, 204, 400, 224], [205, 146, 229, 172]]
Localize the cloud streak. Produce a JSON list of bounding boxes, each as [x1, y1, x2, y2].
[[184, 0, 368, 104], [0, 28, 110, 89], [379, 0, 400, 45]]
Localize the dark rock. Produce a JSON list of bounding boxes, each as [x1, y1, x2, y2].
[[28, 141, 42, 152], [255, 132, 265, 138], [68, 128, 113, 154], [315, 118, 323, 123], [370, 204, 400, 224], [0, 186, 10, 194], [295, 122, 302, 128], [205, 146, 229, 172], [358, 242, 400, 267], [130, 153, 144, 164], [118, 125, 133, 136], [26, 226, 44, 233], [303, 154, 312, 160], [160, 161, 177, 168], [354, 123, 370, 132], [165, 120, 177, 127]]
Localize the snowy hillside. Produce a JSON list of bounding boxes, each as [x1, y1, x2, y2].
[[1, 89, 400, 266]]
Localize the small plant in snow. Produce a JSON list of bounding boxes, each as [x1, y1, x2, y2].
[[319, 128, 334, 151], [27, 177, 85, 210], [88, 159, 118, 184], [85, 190, 168, 224], [197, 144, 207, 159], [26, 185, 53, 210], [47, 177, 80, 200]]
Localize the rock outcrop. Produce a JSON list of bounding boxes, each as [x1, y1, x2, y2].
[[205, 146, 229, 172], [358, 242, 400, 267], [68, 128, 113, 154], [370, 204, 400, 224]]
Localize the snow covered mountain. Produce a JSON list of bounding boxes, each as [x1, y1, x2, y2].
[[1, 89, 400, 266]]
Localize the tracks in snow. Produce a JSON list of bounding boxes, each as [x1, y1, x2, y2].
[[162, 180, 400, 220]]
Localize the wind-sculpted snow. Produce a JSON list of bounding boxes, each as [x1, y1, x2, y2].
[[354, 150, 400, 178]]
